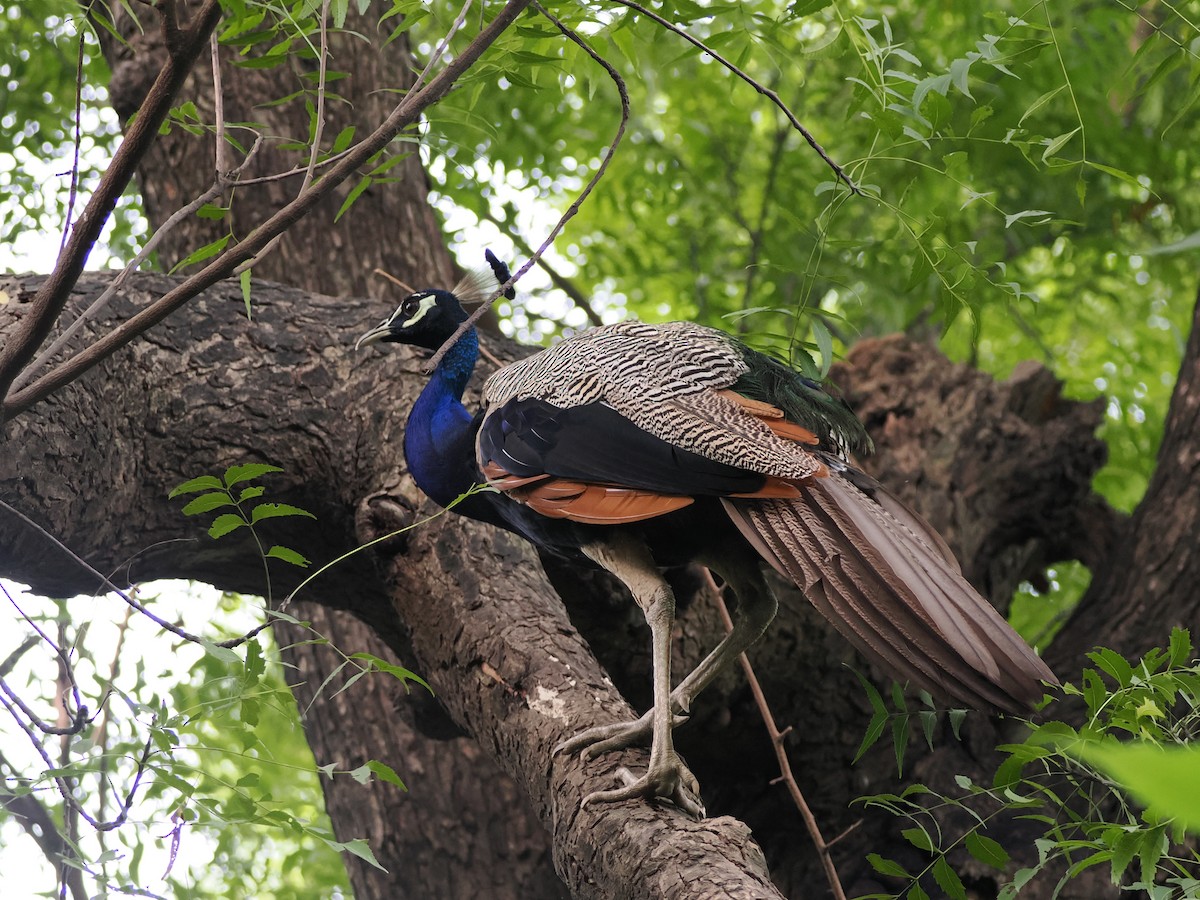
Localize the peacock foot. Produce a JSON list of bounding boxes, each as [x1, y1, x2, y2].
[[553, 708, 689, 760], [581, 757, 705, 819]]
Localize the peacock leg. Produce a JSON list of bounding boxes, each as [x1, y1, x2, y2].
[[561, 535, 704, 817], [556, 553, 777, 761]]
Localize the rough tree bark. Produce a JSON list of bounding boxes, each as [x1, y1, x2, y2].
[[3, 2, 1197, 897], [84, 3, 544, 897], [7, 270, 1192, 900]]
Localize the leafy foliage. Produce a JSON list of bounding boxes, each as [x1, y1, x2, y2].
[[0, 585, 354, 900], [3, 0, 1200, 896], [856, 629, 1200, 899], [0, 0, 141, 269]]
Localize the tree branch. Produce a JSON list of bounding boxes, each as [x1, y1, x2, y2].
[[0, 749, 88, 900], [3, 0, 535, 421], [0, 0, 223, 415], [424, 0, 628, 371]]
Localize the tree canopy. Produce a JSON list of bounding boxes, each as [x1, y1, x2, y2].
[[1, 1, 1199, 898]]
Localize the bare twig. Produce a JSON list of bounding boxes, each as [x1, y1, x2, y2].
[[0, 0, 224, 413], [373, 268, 418, 295], [424, 1, 628, 371], [210, 30, 235, 177], [607, 0, 860, 195], [478, 205, 604, 326], [234, 0, 331, 276], [4, 0, 535, 420], [414, 0, 475, 91], [703, 568, 850, 900], [1, 585, 86, 728], [0, 499, 272, 650], [0, 749, 88, 900], [94, 606, 134, 841], [59, 18, 88, 257], [0, 635, 39, 677]]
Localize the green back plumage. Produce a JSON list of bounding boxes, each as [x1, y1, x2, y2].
[[732, 344, 872, 458]]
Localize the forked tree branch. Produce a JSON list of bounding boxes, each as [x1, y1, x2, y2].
[[0, 0, 224, 415], [424, 0, 629, 371], [608, 0, 861, 195], [3, 0, 535, 421]]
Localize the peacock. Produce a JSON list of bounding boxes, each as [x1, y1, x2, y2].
[[356, 255, 1058, 818]]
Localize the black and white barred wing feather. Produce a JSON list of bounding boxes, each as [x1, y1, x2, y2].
[[477, 320, 1056, 710]]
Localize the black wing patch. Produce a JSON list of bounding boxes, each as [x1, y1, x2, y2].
[[478, 397, 768, 496]]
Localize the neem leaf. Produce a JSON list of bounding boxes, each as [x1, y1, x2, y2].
[[169, 475, 225, 498]]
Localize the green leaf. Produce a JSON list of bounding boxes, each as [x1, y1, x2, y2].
[[267, 545, 311, 567], [1018, 84, 1066, 125], [243, 637, 266, 679], [335, 174, 372, 222], [169, 235, 231, 272], [811, 317, 834, 377], [1041, 126, 1081, 163], [250, 503, 317, 524], [349, 653, 430, 691], [1003, 209, 1053, 228], [330, 124, 356, 155], [964, 831, 1010, 870], [366, 759, 406, 790], [902, 826, 934, 852], [196, 203, 229, 220], [1075, 742, 1200, 833], [200, 638, 242, 665], [209, 513, 248, 539], [331, 0, 349, 29], [337, 838, 386, 871], [169, 475, 225, 498], [224, 463, 284, 488], [239, 485, 266, 502], [932, 857, 966, 900], [852, 669, 889, 764], [1087, 648, 1134, 688], [1167, 627, 1193, 667], [1109, 829, 1140, 884], [181, 492, 234, 516], [866, 853, 909, 878]]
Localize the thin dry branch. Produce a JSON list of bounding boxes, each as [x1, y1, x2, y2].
[[0, 748, 88, 900], [0, 499, 272, 650], [424, 0, 628, 371], [608, 0, 861, 195], [704, 568, 850, 900], [4, 0, 535, 420], [0, 0, 224, 415]]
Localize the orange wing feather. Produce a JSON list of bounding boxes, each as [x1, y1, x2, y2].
[[478, 387, 829, 525]]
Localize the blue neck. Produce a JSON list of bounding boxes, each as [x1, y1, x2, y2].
[[404, 330, 480, 508]]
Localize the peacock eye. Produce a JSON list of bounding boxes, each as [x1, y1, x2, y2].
[[402, 298, 419, 317]]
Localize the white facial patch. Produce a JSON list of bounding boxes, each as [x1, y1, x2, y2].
[[395, 292, 438, 328]]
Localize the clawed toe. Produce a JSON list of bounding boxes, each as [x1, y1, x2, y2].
[[580, 761, 705, 819], [553, 711, 689, 760]]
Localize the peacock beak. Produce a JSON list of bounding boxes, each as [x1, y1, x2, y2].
[[355, 321, 392, 351]]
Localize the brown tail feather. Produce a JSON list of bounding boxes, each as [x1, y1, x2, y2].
[[723, 473, 1058, 714]]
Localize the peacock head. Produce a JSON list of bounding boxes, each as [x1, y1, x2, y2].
[[355, 288, 467, 352], [356, 251, 515, 354]]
